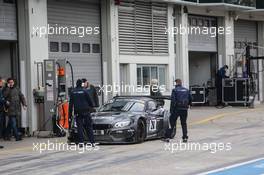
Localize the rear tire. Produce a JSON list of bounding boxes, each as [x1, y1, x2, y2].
[[135, 120, 146, 143]]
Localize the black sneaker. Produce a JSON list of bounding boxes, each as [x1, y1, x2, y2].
[[182, 138, 188, 143], [16, 137, 22, 141], [0, 145, 3, 149]]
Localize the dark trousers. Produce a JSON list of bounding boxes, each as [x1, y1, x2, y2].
[[6, 115, 19, 140], [165, 110, 188, 139], [0, 112, 5, 138], [216, 79, 223, 105], [76, 113, 95, 144]]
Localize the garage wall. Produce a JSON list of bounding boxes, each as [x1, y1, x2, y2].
[[234, 19, 259, 99], [0, 42, 11, 78], [189, 52, 212, 86], [234, 20, 258, 76], [234, 20, 257, 57], [188, 15, 217, 52], [0, 0, 17, 40], [47, 0, 102, 86]]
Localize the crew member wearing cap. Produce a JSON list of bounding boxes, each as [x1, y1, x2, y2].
[[69, 79, 95, 146]]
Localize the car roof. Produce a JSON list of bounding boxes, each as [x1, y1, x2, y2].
[[113, 96, 154, 102]]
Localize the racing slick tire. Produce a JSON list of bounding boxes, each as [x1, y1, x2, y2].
[[135, 119, 146, 143]]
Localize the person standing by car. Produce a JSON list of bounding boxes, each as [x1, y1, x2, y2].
[[216, 65, 229, 106], [150, 79, 164, 106], [3, 78, 27, 141], [82, 79, 99, 109], [0, 77, 6, 148], [163, 79, 192, 143], [69, 79, 95, 146]]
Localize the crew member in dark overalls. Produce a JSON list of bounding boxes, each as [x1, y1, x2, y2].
[[163, 79, 192, 143], [82, 78, 99, 110], [69, 79, 95, 146], [0, 77, 5, 148], [216, 65, 229, 105]]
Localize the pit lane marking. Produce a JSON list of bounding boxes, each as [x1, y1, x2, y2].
[[198, 157, 264, 175], [190, 107, 263, 126]]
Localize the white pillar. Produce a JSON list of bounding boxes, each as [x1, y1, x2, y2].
[[258, 22, 264, 102], [128, 63, 137, 95], [175, 6, 189, 88], [225, 13, 235, 76], [17, 0, 48, 133], [110, 0, 120, 96], [167, 4, 176, 92], [101, 0, 120, 100]]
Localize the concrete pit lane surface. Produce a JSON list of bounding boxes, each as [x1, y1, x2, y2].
[[0, 105, 264, 175]]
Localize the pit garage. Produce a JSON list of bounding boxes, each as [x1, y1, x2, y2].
[[188, 15, 218, 104], [234, 20, 259, 100], [47, 0, 102, 88], [0, 0, 19, 81]]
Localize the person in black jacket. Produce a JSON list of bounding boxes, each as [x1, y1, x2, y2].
[[163, 79, 192, 143], [3, 78, 26, 141], [0, 77, 6, 148], [82, 79, 99, 108], [216, 65, 229, 105], [69, 79, 95, 146]]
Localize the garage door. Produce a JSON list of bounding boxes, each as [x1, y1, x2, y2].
[[234, 20, 257, 57], [47, 0, 102, 86], [188, 15, 217, 52], [234, 20, 258, 97], [0, 0, 17, 40]]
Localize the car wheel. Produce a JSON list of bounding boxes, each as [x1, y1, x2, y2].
[[135, 119, 146, 143]]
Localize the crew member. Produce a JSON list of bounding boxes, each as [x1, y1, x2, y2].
[[0, 77, 5, 148], [163, 79, 192, 143], [4, 78, 27, 141], [150, 79, 164, 106], [69, 79, 95, 146], [216, 65, 229, 105], [82, 79, 99, 109]]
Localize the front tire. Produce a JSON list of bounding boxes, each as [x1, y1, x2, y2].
[[135, 120, 146, 143]]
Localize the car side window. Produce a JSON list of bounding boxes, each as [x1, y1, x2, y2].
[[129, 102, 145, 112], [147, 101, 157, 111]]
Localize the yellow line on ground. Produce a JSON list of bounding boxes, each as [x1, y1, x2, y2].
[[0, 147, 33, 156], [190, 107, 263, 126]]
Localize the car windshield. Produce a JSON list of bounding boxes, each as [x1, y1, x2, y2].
[[99, 99, 145, 112]]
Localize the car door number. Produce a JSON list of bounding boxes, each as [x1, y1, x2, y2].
[[149, 119, 157, 131]]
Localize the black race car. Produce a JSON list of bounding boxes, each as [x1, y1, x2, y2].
[[91, 96, 175, 144]]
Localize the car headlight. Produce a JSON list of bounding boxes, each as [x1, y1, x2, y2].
[[114, 120, 131, 128]]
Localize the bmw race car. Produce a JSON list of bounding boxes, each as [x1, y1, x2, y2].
[[91, 96, 175, 144]]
